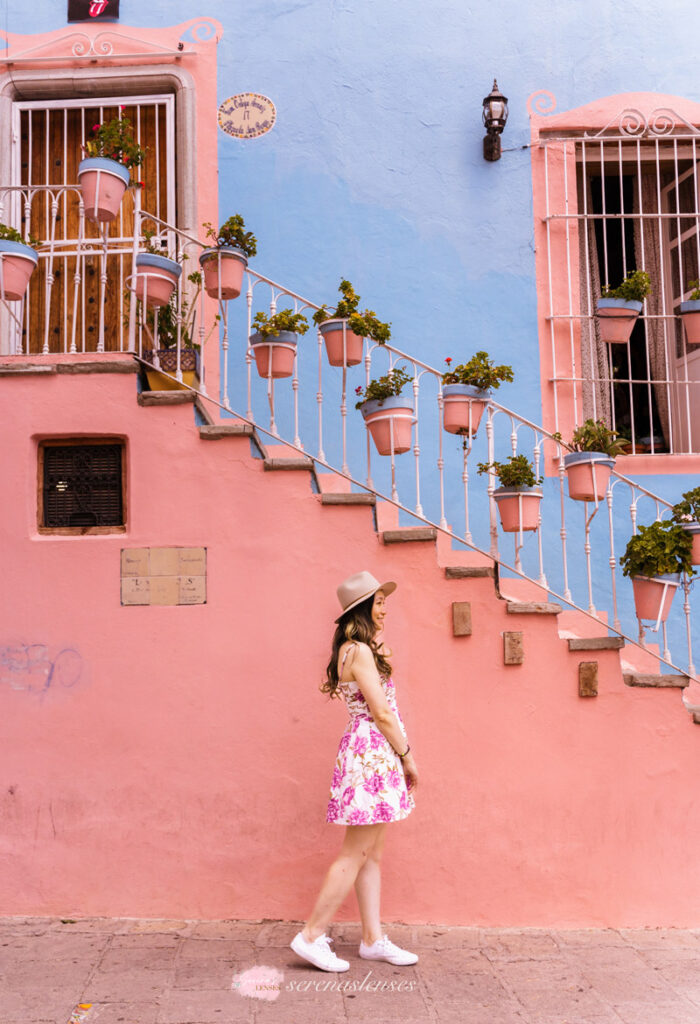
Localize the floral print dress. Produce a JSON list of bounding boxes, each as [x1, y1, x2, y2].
[[326, 642, 415, 826]]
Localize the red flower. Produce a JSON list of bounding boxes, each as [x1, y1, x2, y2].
[[445, 357, 452, 364], [92, 123, 100, 131], [355, 386, 362, 394]]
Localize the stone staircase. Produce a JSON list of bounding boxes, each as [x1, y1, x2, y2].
[[3, 351, 694, 727], [176, 386, 697, 724]]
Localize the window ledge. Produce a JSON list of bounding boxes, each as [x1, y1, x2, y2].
[[612, 453, 700, 476], [547, 452, 700, 477]]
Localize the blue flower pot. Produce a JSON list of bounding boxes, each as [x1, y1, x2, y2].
[[596, 298, 643, 344]]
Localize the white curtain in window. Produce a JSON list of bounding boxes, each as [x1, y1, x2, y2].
[[632, 173, 671, 447], [578, 177, 612, 424]]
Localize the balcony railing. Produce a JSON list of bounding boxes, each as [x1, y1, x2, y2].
[[1, 191, 698, 694]]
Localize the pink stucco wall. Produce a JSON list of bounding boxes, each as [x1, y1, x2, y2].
[[2, 361, 700, 927]]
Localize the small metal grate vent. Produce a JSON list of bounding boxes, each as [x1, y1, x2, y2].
[[42, 444, 123, 528]]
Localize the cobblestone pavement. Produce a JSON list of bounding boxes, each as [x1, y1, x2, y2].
[[1, 917, 700, 1024]]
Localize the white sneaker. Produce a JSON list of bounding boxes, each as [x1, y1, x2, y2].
[[290, 931, 350, 972], [359, 933, 418, 965]]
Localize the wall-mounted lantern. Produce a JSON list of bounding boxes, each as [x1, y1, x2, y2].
[[482, 79, 508, 161]]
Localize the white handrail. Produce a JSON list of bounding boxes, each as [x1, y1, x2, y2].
[[1, 193, 696, 683]]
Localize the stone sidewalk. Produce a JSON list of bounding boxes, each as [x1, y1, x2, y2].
[[1, 917, 700, 1024]]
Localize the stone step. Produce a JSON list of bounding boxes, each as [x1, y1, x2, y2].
[[263, 457, 314, 471], [445, 565, 495, 579], [623, 673, 689, 689], [320, 493, 376, 506], [138, 391, 196, 406], [382, 527, 438, 544], [0, 358, 138, 376], [0, 362, 57, 375], [56, 359, 138, 374], [506, 601, 562, 615], [199, 424, 254, 439], [567, 637, 625, 651]]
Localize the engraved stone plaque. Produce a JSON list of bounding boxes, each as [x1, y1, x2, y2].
[[120, 547, 206, 606]]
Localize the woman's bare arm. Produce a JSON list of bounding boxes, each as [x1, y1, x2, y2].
[[347, 643, 410, 756]]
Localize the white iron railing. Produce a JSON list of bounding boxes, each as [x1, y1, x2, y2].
[[1, 198, 697, 684]]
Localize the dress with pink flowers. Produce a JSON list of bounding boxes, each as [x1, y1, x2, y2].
[[326, 643, 415, 826]]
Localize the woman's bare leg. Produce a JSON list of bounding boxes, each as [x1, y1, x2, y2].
[[354, 823, 387, 945], [302, 824, 384, 942]]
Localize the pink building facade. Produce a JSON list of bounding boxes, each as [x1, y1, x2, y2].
[[2, 14, 700, 927]]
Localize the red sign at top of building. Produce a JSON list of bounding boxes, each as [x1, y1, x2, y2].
[[67, 0, 120, 20]]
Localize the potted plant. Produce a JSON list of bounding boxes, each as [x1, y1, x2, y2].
[[440, 352, 513, 436], [133, 229, 183, 308], [619, 520, 694, 625], [355, 366, 413, 455], [199, 216, 257, 301], [671, 486, 700, 565], [137, 271, 213, 392], [596, 269, 651, 344], [312, 279, 391, 367], [249, 309, 309, 379], [558, 418, 626, 502], [0, 224, 41, 301], [79, 113, 146, 223], [477, 455, 543, 533], [679, 280, 700, 347]]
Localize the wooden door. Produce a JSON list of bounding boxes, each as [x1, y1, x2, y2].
[[16, 97, 173, 353]]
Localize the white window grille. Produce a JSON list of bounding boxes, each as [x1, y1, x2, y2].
[[539, 107, 700, 455], [4, 94, 175, 354]]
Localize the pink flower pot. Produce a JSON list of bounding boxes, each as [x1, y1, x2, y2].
[[134, 254, 182, 308], [78, 157, 130, 223], [199, 247, 248, 301], [596, 298, 642, 344], [0, 241, 38, 301], [563, 452, 615, 502], [250, 331, 297, 379], [442, 384, 490, 436], [680, 301, 700, 346], [360, 396, 414, 456], [494, 487, 542, 532], [631, 574, 680, 623], [680, 523, 700, 564], [319, 319, 364, 366]]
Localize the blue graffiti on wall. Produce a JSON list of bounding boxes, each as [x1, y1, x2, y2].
[[0, 644, 83, 699]]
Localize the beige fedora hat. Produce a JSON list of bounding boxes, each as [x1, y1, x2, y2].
[[335, 570, 397, 622]]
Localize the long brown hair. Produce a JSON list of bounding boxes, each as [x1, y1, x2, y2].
[[320, 595, 393, 699]]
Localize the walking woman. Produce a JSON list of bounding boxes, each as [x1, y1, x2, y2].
[[291, 571, 419, 972]]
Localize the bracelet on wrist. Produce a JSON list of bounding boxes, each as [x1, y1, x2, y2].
[[398, 744, 410, 759]]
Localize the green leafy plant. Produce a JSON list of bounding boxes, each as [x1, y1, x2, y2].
[[203, 215, 257, 258], [313, 279, 391, 344], [686, 279, 700, 301], [82, 113, 146, 170], [0, 223, 41, 249], [619, 520, 695, 579], [559, 418, 628, 457], [671, 486, 700, 525], [354, 366, 412, 408], [441, 352, 513, 390], [477, 454, 542, 489], [252, 309, 309, 339], [601, 269, 651, 303]]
